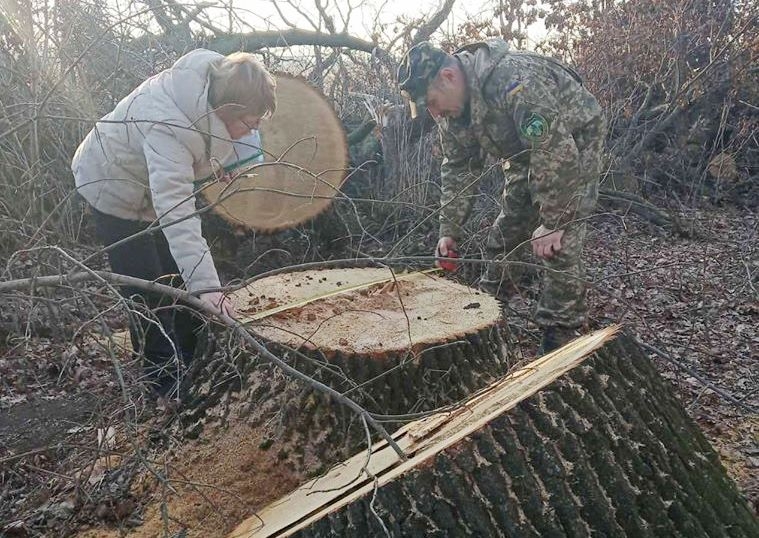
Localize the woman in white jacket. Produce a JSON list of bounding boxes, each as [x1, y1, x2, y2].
[[72, 49, 276, 397]]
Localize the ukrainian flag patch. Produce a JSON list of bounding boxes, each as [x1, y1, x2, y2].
[[504, 81, 524, 98]]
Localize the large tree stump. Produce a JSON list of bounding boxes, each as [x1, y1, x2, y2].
[[181, 267, 513, 468], [229, 328, 759, 538]]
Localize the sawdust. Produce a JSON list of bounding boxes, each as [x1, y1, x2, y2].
[[77, 421, 306, 538]]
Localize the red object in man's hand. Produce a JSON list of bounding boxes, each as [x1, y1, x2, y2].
[[438, 249, 459, 272]]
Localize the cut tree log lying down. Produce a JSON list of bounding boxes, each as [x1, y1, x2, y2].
[[228, 326, 759, 538]]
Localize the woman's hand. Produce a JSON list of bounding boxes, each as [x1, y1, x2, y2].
[[199, 291, 235, 317]]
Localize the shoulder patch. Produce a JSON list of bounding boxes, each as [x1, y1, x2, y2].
[[520, 112, 550, 141]]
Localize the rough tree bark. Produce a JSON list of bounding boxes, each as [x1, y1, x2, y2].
[[230, 329, 759, 538]]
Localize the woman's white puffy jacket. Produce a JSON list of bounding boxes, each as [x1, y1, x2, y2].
[[72, 49, 237, 293]]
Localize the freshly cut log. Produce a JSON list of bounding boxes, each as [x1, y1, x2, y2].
[[182, 267, 513, 465], [202, 74, 349, 233], [228, 327, 759, 538]]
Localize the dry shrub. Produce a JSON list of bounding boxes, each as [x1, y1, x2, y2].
[[540, 0, 759, 204]]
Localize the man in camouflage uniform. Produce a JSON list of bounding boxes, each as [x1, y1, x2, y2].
[[397, 39, 606, 353]]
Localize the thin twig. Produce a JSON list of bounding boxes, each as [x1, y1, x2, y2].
[[634, 338, 757, 413]]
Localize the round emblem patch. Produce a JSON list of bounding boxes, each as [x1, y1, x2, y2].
[[520, 112, 549, 141]]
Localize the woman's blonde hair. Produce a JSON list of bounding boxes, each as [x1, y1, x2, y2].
[[209, 52, 277, 118]]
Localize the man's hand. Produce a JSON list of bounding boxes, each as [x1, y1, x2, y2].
[[531, 225, 564, 259], [199, 291, 235, 317], [435, 236, 459, 271]]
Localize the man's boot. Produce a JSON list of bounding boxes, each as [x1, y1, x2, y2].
[[539, 326, 581, 355]]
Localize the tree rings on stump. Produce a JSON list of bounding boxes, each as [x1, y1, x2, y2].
[[233, 267, 502, 357]]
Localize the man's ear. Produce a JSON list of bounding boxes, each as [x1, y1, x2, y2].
[[439, 67, 456, 84]]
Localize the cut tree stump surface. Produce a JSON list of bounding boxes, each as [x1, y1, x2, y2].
[[230, 267, 501, 356], [95, 268, 509, 537], [182, 267, 510, 460]]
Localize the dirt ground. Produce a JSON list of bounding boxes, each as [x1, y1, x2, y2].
[[1, 206, 757, 536]]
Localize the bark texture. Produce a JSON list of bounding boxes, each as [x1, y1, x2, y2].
[[237, 323, 509, 466], [290, 334, 759, 537]]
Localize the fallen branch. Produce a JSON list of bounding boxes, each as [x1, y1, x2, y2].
[[207, 29, 389, 59], [599, 188, 671, 227], [0, 270, 407, 459]]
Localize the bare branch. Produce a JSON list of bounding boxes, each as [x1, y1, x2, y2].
[[411, 0, 456, 45], [0, 271, 408, 459], [207, 28, 388, 59]]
